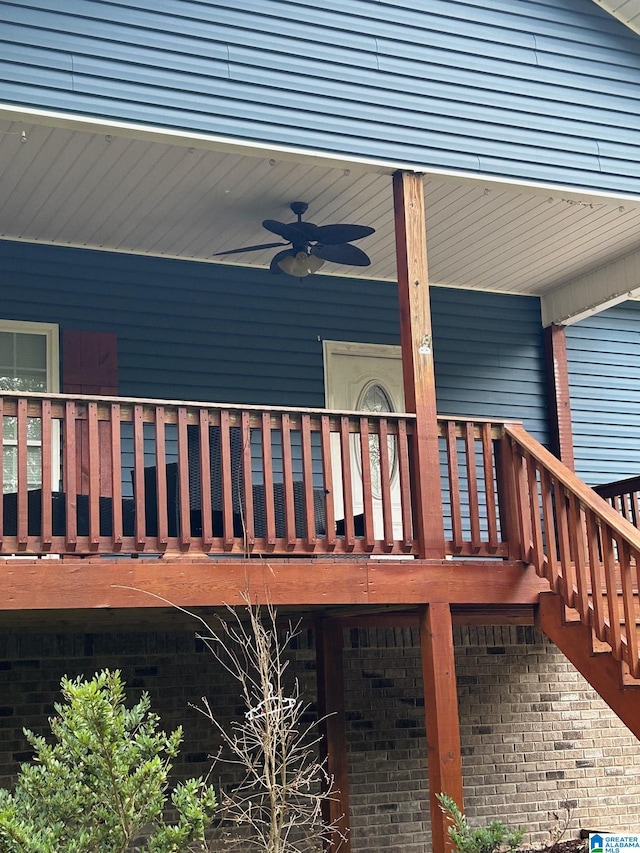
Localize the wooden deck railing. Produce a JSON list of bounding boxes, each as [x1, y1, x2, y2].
[[502, 424, 640, 679], [0, 392, 517, 559], [594, 475, 640, 527]]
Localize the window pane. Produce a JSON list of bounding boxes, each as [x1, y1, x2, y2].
[[16, 334, 46, 369]]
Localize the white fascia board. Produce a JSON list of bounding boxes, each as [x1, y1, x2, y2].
[[541, 249, 640, 326]]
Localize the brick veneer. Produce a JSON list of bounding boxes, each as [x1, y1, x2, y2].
[[1, 620, 638, 851]]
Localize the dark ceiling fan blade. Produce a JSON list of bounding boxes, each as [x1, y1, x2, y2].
[[213, 240, 288, 256], [312, 242, 371, 266], [269, 248, 294, 274], [312, 223, 375, 244], [262, 219, 311, 244]]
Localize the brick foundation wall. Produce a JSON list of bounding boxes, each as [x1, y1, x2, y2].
[[1, 619, 639, 851]]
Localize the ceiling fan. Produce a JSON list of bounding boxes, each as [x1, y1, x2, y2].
[[213, 201, 375, 277]]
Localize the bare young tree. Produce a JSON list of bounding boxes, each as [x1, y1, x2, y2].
[[193, 600, 344, 853]]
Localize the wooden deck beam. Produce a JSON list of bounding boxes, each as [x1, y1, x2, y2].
[[0, 558, 549, 611]]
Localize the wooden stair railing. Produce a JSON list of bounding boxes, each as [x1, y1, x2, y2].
[[594, 475, 640, 527], [501, 424, 640, 737]]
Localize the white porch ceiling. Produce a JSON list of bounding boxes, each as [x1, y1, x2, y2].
[[2, 109, 640, 326]]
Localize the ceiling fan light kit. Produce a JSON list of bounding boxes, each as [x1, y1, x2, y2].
[[214, 201, 375, 278]]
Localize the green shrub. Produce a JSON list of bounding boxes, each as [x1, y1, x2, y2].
[[437, 792, 525, 853], [0, 669, 216, 853]]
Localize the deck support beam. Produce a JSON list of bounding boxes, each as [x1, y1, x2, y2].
[[420, 602, 463, 853], [316, 618, 351, 852], [393, 171, 445, 559]]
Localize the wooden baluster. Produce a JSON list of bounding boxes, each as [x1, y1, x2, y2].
[[539, 466, 559, 589], [602, 526, 622, 657], [568, 492, 589, 621], [199, 409, 213, 549], [0, 399, 3, 547], [301, 414, 316, 550], [64, 401, 77, 552], [320, 415, 336, 549], [241, 412, 255, 547], [281, 413, 297, 549], [359, 417, 375, 552], [445, 421, 463, 552], [495, 434, 523, 560], [555, 479, 573, 608], [177, 407, 191, 550], [378, 417, 394, 552], [525, 454, 545, 574], [513, 447, 533, 565], [619, 540, 640, 677], [339, 416, 355, 551], [482, 423, 499, 552], [40, 400, 52, 551], [110, 404, 123, 551], [464, 422, 481, 553], [17, 398, 28, 547], [133, 404, 146, 550], [154, 407, 168, 550], [586, 509, 606, 641], [631, 490, 640, 527], [87, 402, 101, 550], [397, 419, 414, 551], [220, 410, 235, 550], [261, 412, 276, 549]]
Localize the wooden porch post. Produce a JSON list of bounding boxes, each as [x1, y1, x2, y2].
[[393, 170, 445, 558], [420, 602, 463, 853], [315, 618, 350, 852], [543, 323, 575, 471]]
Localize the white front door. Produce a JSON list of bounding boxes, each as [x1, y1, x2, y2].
[[323, 340, 404, 539]]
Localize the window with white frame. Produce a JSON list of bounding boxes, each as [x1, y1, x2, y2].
[[0, 320, 59, 493]]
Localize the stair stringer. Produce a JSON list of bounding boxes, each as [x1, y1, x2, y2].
[[537, 591, 640, 741]]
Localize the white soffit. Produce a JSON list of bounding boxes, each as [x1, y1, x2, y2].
[[592, 0, 640, 35], [2, 108, 640, 319]]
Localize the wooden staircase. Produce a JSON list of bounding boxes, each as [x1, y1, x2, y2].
[[501, 424, 640, 740]]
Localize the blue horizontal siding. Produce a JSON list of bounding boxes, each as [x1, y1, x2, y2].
[[0, 240, 548, 443], [566, 301, 640, 485], [1, 1, 640, 192]]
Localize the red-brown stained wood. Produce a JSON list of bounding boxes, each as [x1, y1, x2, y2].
[[619, 540, 639, 677], [543, 324, 575, 471], [320, 415, 336, 549], [220, 410, 235, 550], [555, 482, 573, 607], [280, 414, 297, 549], [602, 527, 622, 656], [513, 448, 533, 565], [261, 412, 276, 549], [339, 416, 356, 550], [241, 412, 255, 545], [464, 422, 481, 552], [420, 603, 463, 853], [495, 434, 523, 560], [525, 454, 544, 574], [155, 407, 168, 548], [87, 402, 100, 549], [586, 509, 606, 639], [397, 419, 414, 550], [481, 423, 499, 551], [445, 422, 463, 551], [198, 409, 213, 547], [377, 418, 394, 551], [359, 418, 375, 552], [301, 414, 316, 550], [393, 170, 445, 559], [17, 398, 28, 546], [64, 401, 78, 550], [0, 399, 3, 543], [40, 400, 53, 550], [539, 466, 559, 590], [567, 492, 589, 621], [110, 404, 123, 550], [315, 618, 351, 853], [177, 408, 191, 549], [133, 404, 146, 549]]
